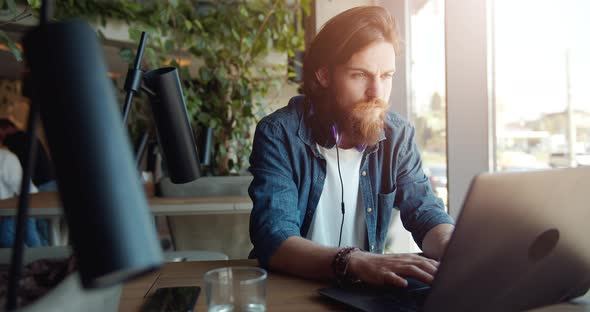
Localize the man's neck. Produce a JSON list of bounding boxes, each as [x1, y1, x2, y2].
[[337, 131, 357, 150], [312, 99, 365, 150]]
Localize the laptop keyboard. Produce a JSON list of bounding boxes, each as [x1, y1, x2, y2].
[[371, 286, 429, 312], [319, 279, 431, 312]]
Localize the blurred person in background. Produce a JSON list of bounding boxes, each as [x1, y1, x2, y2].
[[0, 118, 53, 247], [0, 147, 42, 247]]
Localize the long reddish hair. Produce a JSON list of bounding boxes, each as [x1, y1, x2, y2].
[[303, 6, 399, 105]]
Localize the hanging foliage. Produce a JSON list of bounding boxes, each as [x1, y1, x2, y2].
[[1, 0, 311, 175]]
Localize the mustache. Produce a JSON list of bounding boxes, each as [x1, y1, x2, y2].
[[350, 98, 389, 116]]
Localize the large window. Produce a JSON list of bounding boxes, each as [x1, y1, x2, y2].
[[493, 0, 590, 171], [385, 0, 447, 254], [409, 0, 447, 205]]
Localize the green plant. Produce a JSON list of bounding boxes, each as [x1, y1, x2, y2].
[[2, 0, 310, 175], [0, 0, 40, 60]]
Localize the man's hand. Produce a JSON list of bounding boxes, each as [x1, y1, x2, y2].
[[347, 251, 439, 287]]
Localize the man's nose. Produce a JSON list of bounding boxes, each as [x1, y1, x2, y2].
[[366, 76, 383, 99]]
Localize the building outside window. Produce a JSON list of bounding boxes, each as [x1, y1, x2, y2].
[[493, 0, 590, 171]]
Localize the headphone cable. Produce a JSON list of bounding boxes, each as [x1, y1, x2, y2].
[[336, 144, 345, 247]]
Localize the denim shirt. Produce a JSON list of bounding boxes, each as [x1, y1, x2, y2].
[[248, 96, 454, 268]]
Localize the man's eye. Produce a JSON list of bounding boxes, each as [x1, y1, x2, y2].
[[382, 73, 394, 79], [352, 73, 366, 79]]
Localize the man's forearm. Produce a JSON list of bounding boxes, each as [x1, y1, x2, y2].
[[268, 236, 340, 281], [422, 223, 455, 260]]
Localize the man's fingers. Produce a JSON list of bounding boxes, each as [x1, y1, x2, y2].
[[406, 254, 439, 268], [412, 259, 438, 276], [383, 271, 408, 287], [398, 265, 435, 284], [390, 255, 439, 276]]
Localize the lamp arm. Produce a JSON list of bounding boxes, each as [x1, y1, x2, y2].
[[122, 31, 148, 125], [140, 84, 156, 97]]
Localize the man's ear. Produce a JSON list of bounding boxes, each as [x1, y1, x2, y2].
[[315, 67, 330, 88]]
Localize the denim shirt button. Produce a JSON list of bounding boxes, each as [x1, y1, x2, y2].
[[361, 171, 367, 176], [367, 207, 372, 213], [370, 245, 375, 251]]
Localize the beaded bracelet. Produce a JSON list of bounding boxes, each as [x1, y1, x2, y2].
[[332, 246, 361, 286]]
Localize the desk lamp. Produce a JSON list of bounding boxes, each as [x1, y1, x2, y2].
[[4, 0, 201, 309], [122, 32, 201, 183]]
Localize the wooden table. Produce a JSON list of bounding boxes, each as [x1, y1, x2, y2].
[[118, 259, 342, 312], [120, 260, 590, 312]]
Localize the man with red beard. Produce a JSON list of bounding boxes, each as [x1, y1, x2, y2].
[[248, 6, 455, 287]]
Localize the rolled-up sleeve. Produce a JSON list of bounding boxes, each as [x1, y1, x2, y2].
[[248, 120, 302, 268], [394, 125, 454, 248]]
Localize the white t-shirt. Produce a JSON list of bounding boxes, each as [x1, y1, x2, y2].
[[306, 144, 367, 248], [0, 148, 38, 199]]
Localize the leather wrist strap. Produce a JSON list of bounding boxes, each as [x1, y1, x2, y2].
[[332, 246, 361, 286]]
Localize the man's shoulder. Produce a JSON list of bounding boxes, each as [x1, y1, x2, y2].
[[257, 95, 305, 130]]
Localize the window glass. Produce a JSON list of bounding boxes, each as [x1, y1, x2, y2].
[[493, 0, 590, 171], [409, 0, 448, 205]]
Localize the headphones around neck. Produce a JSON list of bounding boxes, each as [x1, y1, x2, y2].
[[309, 103, 341, 148]]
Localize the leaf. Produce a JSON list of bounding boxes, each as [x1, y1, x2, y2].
[[160, 7, 171, 24], [239, 5, 248, 17], [193, 19, 204, 31], [119, 48, 135, 64], [27, 0, 41, 9], [199, 67, 211, 82], [145, 47, 160, 69], [271, 80, 282, 91], [6, 40, 21, 61], [124, 2, 141, 12], [164, 39, 174, 52], [0, 30, 21, 61], [210, 118, 219, 129], [128, 28, 141, 41], [219, 144, 227, 156], [197, 113, 211, 124], [184, 20, 192, 31], [231, 28, 240, 41]]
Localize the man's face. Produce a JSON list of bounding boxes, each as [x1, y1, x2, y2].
[[320, 41, 396, 146]]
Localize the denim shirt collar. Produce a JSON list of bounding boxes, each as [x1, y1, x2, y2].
[[295, 96, 386, 158]]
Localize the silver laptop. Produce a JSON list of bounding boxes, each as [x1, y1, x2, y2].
[[320, 167, 590, 311]]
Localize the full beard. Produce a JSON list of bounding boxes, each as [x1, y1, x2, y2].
[[341, 99, 389, 147]]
